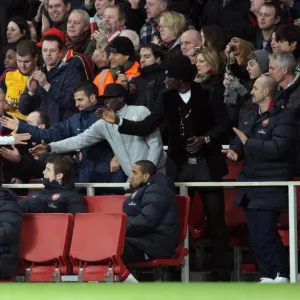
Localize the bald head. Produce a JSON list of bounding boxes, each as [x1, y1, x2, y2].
[[251, 75, 278, 106], [259, 75, 278, 99], [180, 29, 201, 56]]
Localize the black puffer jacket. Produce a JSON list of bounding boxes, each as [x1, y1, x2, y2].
[[123, 173, 179, 259], [18, 180, 86, 215], [231, 104, 298, 211], [131, 63, 166, 112], [276, 74, 300, 175], [0, 188, 22, 279]]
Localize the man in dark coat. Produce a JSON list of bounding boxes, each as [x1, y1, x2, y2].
[[18, 154, 86, 215], [223, 75, 298, 283], [19, 34, 81, 125], [98, 55, 231, 281], [269, 51, 300, 175], [200, 0, 251, 37], [0, 170, 22, 280], [122, 160, 179, 264]]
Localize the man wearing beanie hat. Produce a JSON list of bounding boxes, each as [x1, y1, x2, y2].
[[93, 36, 140, 95], [247, 50, 270, 79], [98, 54, 232, 281]]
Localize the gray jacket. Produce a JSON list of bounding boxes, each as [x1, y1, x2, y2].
[[50, 105, 166, 177]]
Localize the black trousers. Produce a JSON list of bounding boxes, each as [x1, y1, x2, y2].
[[244, 206, 289, 279], [177, 162, 230, 275], [122, 240, 146, 265]]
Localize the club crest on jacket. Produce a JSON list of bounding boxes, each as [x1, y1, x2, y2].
[[262, 118, 269, 127], [52, 194, 60, 201]]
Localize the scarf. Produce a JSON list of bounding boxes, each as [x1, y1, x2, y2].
[[107, 25, 126, 43], [110, 61, 134, 81], [65, 31, 90, 52]]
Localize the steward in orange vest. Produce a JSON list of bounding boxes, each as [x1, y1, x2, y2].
[[94, 37, 140, 95]]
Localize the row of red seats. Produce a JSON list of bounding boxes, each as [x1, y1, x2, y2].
[[18, 195, 190, 282]]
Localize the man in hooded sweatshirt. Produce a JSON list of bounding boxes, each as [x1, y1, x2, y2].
[[0, 169, 22, 280], [18, 154, 85, 215]]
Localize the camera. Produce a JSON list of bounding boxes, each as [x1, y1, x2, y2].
[[229, 44, 237, 52]]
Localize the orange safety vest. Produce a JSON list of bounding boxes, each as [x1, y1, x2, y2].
[[94, 61, 140, 95]]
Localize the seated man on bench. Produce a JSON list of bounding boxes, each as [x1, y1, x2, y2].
[[18, 154, 86, 215]]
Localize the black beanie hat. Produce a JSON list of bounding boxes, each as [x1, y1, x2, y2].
[[165, 55, 196, 82], [229, 26, 256, 44], [109, 36, 135, 56]]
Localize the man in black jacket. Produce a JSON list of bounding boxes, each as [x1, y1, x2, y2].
[[0, 169, 22, 280], [98, 55, 231, 281], [130, 43, 165, 112], [223, 75, 298, 283], [18, 154, 86, 215], [123, 160, 179, 263], [269, 51, 300, 175], [200, 0, 251, 37]]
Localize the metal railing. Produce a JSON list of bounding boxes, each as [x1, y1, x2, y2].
[[5, 181, 299, 283]]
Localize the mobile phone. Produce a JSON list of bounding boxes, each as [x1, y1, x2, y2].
[[119, 65, 125, 74], [194, 46, 201, 52]]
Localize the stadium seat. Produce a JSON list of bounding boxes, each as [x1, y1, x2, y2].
[[223, 161, 243, 181], [84, 195, 126, 213], [20, 214, 73, 282], [127, 196, 190, 281], [69, 213, 127, 282]]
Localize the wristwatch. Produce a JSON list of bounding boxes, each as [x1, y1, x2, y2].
[[204, 136, 210, 144], [46, 145, 51, 152]]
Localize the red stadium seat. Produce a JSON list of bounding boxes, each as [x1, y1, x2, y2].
[[127, 196, 190, 281], [84, 196, 126, 213], [20, 214, 73, 282], [223, 161, 243, 181], [69, 213, 127, 282]]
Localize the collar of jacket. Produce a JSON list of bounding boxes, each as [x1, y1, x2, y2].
[[80, 104, 102, 119], [43, 179, 75, 191], [139, 63, 164, 75]]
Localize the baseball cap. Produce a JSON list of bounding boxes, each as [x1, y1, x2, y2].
[[36, 28, 66, 48]]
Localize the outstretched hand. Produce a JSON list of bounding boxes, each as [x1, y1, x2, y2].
[[0, 115, 19, 131], [96, 104, 120, 125], [12, 133, 31, 145], [29, 140, 49, 156]]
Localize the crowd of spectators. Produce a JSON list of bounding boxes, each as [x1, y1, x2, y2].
[[1, 0, 300, 283]]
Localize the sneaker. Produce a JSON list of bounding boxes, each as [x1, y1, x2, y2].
[[259, 277, 274, 283], [274, 273, 289, 283]]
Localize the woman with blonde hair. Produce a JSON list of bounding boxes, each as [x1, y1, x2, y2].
[[195, 47, 229, 141], [153, 11, 187, 64]]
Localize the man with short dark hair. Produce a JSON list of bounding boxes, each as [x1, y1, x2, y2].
[[18, 154, 86, 214], [47, 0, 72, 33], [255, 2, 281, 52], [122, 159, 179, 266], [37, 28, 94, 81], [223, 75, 298, 283], [19, 34, 81, 125], [130, 44, 165, 110]]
